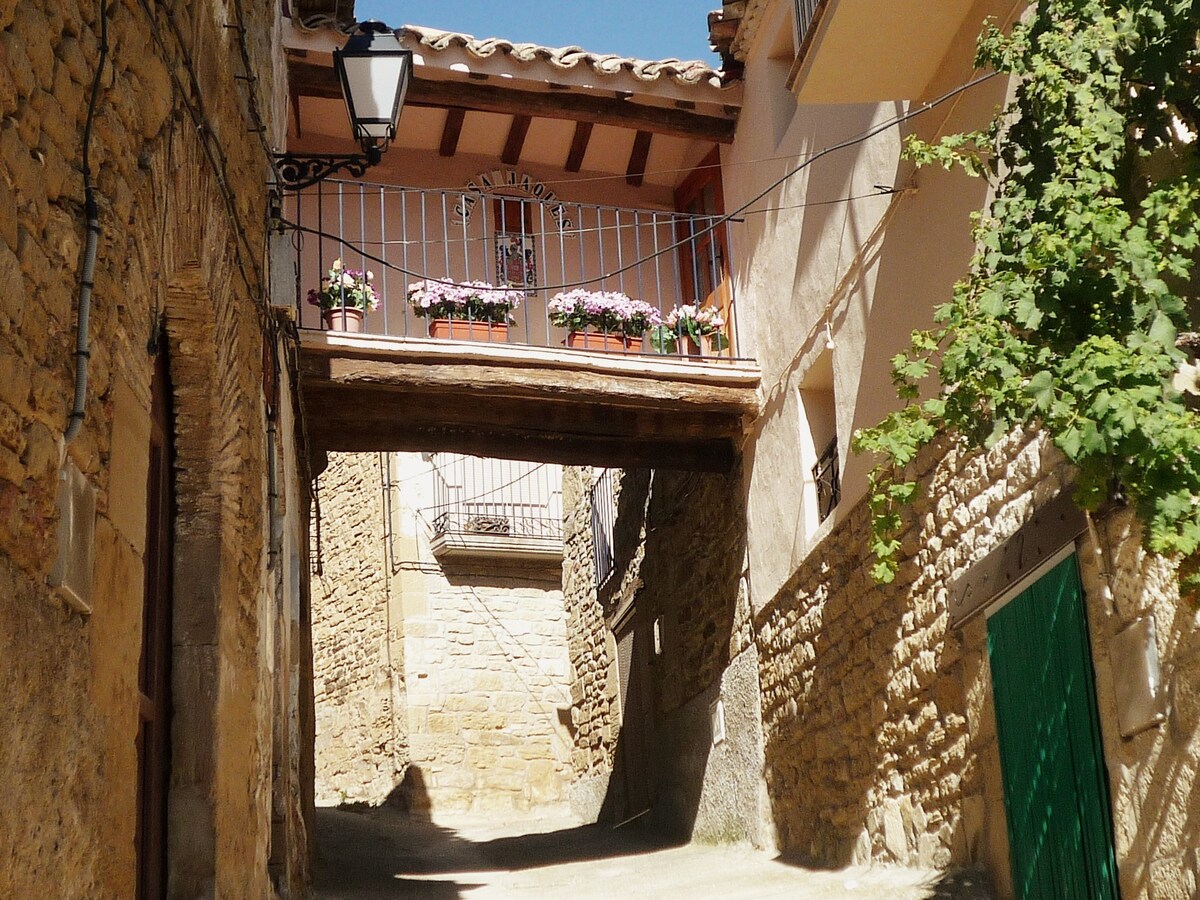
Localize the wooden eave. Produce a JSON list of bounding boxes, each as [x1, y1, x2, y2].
[[287, 59, 738, 143], [298, 332, 761, 472]]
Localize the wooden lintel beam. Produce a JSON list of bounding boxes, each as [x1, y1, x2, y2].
[[501, 114, 532, 166], [301, 356, 760, 417], [287, 61, 738, 143], [565, 121, 593, 172], [307, 420, 737, 473], [438, 108, 466, 158], [626, 130, 653, 187]]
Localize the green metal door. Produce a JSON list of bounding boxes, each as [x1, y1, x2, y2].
[[987, 554, 1120, 900]]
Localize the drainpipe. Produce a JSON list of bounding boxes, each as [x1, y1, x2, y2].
[[66, 0, 110, 443]]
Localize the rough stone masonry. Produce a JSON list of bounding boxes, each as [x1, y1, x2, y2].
[[0, 0, 310, 896]]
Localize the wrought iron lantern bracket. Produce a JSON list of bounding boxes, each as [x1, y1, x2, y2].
[[272, 145, 383, 191]]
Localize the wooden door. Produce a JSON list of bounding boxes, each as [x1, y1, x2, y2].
[[137, 348, 174, 899], [674, 147, 732, 334], [614, 617, 653, 821], [987, 554, 1120, 899]]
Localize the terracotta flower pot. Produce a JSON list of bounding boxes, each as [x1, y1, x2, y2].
[[566, 331, 643, 353], [322, 308, 365, 332], [427, 319, 510, 342]]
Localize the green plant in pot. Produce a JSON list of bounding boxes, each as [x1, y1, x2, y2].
[[650, 304, 730, 356]]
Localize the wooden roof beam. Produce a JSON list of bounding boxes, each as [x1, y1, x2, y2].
[[626, 130, 652, 187], [565, 121, 593, 172], [288, 60, 738, 143], [439, 108, 466, 157], [501, 114, 532, 166]]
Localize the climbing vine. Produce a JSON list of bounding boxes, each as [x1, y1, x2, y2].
[[853, 1, 1200, 594]]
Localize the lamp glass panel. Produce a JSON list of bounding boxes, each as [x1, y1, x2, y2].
[[342, 55, 405, 136]]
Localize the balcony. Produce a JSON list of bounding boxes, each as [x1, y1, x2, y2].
[[426, 454, 563, 562], [286, 182, 761, 473], [789, 0, 985, 103]]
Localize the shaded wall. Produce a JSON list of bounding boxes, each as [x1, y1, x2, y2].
[[562, 465, 770, 845], [311, 452, 407, 806]]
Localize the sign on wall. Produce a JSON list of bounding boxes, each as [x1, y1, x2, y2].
[[453, 169, 574, 232]]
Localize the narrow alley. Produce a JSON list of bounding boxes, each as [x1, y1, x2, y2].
[[313, 807, 993, 899]]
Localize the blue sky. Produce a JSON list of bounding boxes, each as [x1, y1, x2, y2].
[[354, 1, 719, 63]]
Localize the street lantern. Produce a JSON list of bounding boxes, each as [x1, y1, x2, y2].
[[335, 22, 413, 148], [274, 21, 414, 190]]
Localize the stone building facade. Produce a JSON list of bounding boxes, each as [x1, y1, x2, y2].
[[559, 2, 1200, 899], [0, 0, 312, 896], [312, 451, 574, 817]]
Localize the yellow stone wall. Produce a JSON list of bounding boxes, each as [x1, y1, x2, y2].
[[312, 451, 575, 817], [0, 0, 308, 896]]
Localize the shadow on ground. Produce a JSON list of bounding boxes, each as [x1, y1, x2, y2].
[[312, 805, 681, 899]]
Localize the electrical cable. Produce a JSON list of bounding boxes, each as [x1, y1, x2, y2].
[[297, 187, 891, 251], [280, 70, 1000, 295], [65, 0, 110, 443]]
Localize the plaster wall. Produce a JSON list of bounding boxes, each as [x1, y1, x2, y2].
[[0, 0, 308, 895], [726, 0, 1014, 608]]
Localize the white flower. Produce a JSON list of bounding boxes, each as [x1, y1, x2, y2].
[[1173, 361, 1200, 396]]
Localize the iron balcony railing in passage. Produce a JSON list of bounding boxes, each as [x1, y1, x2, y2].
[[285, 179, 742, 360], [427, 454, 564, 546]]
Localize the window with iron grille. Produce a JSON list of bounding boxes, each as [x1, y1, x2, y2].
[[794, 0, 825, 51], [427, 453, 563, 544], [590, 469, 617, 588], [813, 437, 840, 522]]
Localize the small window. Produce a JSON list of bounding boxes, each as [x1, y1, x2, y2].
[[799, 349, 839, 530], [812, 437, 840, 522], [591, 468, 617, 588]]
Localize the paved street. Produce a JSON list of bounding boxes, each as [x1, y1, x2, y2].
[[313, 808, 993, 899]]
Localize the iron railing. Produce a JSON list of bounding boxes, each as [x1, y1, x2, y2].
[[285, 180, 741, 359], [813, 437, 840, 522], [427, 454, 563, 543], [590, 469, 617, 588]]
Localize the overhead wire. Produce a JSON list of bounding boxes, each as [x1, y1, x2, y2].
[[280, 70, 1000, 295], [295, 187, 895, 251]]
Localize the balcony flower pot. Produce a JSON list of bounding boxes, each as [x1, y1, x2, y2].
[[307, 259, 380, 331], [409, 280, 522, 338], [427, 319, 510, 342], [548, 289, 659, 354], [322, 308, 365, 332], [566, 330, 643, 353], [649, 304, 731, 359]]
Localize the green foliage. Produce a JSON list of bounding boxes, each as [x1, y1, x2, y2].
[[853, 0, 1200, 597]]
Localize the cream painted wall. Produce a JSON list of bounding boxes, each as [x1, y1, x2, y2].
[[726, 0, 1013, 608]]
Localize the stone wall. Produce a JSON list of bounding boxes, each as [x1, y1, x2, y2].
[[0, 0, 308, 896], [561, 465, 770, 843], [312, 452, 575, 817], [754, 429, 1200, 898], [561, 466, 622, 817], [402, 559, 574, 815], [311, 452, 406, 807]]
